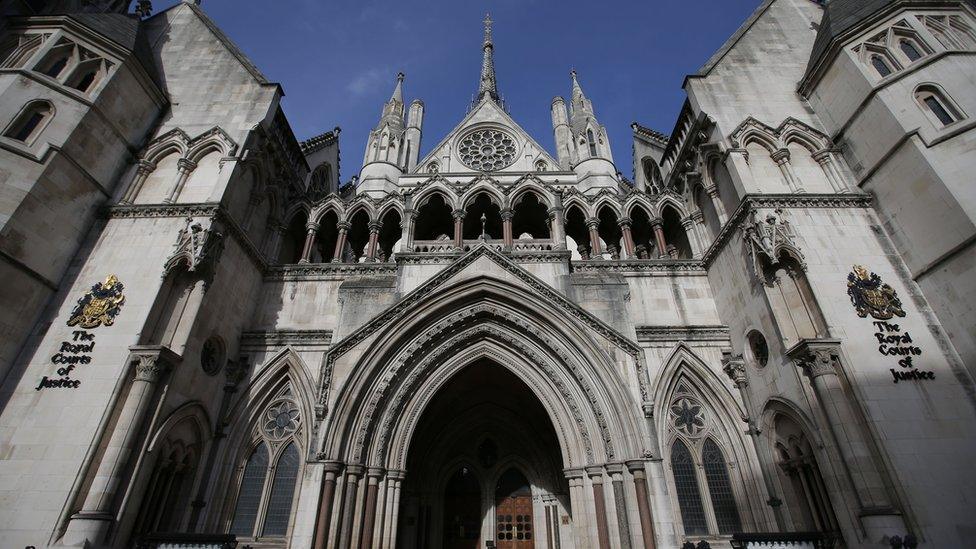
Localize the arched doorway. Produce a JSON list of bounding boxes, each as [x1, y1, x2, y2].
[[495, 468, 534, 548], [398, 360, 566, 549]]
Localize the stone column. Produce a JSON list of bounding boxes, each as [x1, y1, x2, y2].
[[119, 159, 155, 204], [771, 148, 805, 193], [383, 470, 406, 549], [300, 222, 320, 264], [813, 149, 849, 193], [164, 158, 197, 203], [625, 461, 656, 549], [606, 463, 632, 549], [651, 218, 667, 258], [338, 464, 365, 549], [586, 218, 602, 258], [586, 467, 612, 549], [548, 205, 566, 251], [313, 461, 344, 549], [360, 467, 384, 548], [501, 208, 514, 249], [332, 221, 350, 263], [618, 217, 635, 259], [564, 469, 588, 548], [788, 339, 904, 535], [723, 352, 786, 530], [401, 209, 415, 253], [452, 209, 465, 250], [683, 213, 703, 257], [705, 184, 728, 224], [63, 346, 179, 546], [366, 221, 382, 260]]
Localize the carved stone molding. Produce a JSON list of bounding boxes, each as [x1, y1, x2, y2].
[[240, 329, 333, 350], [573, 259, 705, 275], [164, 216, 225, 284], [127, 345, 181, 383], [699, 193, 872, 267], [786, 338, 843, 380], [635, 325, 730, 345], [741, 208, 805, 283], [721, 353, 748, 387], [265, 263, 397, 281]]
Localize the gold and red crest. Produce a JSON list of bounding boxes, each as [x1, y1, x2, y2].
[[67, 274, 126, 329], [846, 265, 905, 320]]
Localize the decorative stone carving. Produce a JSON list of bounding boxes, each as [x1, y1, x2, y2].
[[742, 208, 804, 283], [67, 275, 126, 329], [721, 354, 748, 388], [788, 340, 842, 380], [263, 398, 301, 440], [165, 216, 225, 282], [846, 265, 906, 320], [457, 127, 518, 171]]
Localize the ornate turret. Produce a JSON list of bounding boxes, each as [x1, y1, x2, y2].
[[564, 70, 617, 191], [359, 72, 410, 195]]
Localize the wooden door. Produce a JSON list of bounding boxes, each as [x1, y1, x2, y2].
[[495, 468, 534, 548]]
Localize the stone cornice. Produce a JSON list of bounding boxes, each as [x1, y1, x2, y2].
[[700, 193, 873, 267], [265, 262, 397, 281], [107, 202, 268, 271], [240, 329, 333, 349], [573, 259, 706, 275], [635, 325, 731, 345]]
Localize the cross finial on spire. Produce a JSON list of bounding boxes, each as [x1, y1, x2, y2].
[[476, 13, 500, 103], [483, 13, 493, 45]]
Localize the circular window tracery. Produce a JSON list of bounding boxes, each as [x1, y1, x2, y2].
[[670, 396, 707, 437], [262, 398, 301, 440], [457, 128, 518, 171]]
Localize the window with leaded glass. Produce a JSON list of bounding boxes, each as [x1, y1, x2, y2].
[[228, 384, 304, 540], [671, 439, 708, 535], [230, 444, 269, 536], [702, 439, 742, 534]]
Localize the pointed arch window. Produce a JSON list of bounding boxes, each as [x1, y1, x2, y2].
[[586, 129, 597, 157], [230, 444, 269, 536], [671, 439, 708, 535], [899, 38, 922, 61], [870, 55, 892, 77], [262, 442, 300, 536], [667, 383, 745, 537], [915, 85, 964, 127], [4, 100, 53, 144], [702, 439, 742, 534], [228, 387, 304, 540]]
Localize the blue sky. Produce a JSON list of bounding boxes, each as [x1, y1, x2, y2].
[[155, 0, 763, 180]]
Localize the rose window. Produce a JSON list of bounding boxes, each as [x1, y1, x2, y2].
[[671, 397, 706, 437], [262, 399, 301, 440], [457, 128, 518, 171]]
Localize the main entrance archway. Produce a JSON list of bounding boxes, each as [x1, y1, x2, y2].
[[397, 360, 567, 549]]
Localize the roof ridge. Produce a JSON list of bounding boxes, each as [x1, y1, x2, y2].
[[183, 2, 272, 86]]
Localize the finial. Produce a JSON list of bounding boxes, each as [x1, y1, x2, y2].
[[571, 68, 577, 79], [396, 71, 405, 82], [483, 12, 493, 45]]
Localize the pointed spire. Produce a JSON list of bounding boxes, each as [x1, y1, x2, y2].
[[570, 69, 590, 113], [477, 13, 500, 102], [390, 71, 405, 103], [377, 72, 405, 131]]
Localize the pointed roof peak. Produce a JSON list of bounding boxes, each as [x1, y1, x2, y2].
[[390, 71, 405, 103], [476, 13, 500, 103], [571, 69, 585, 100]]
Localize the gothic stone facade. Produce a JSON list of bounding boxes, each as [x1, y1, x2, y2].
[[1, 1, 975, 548]]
